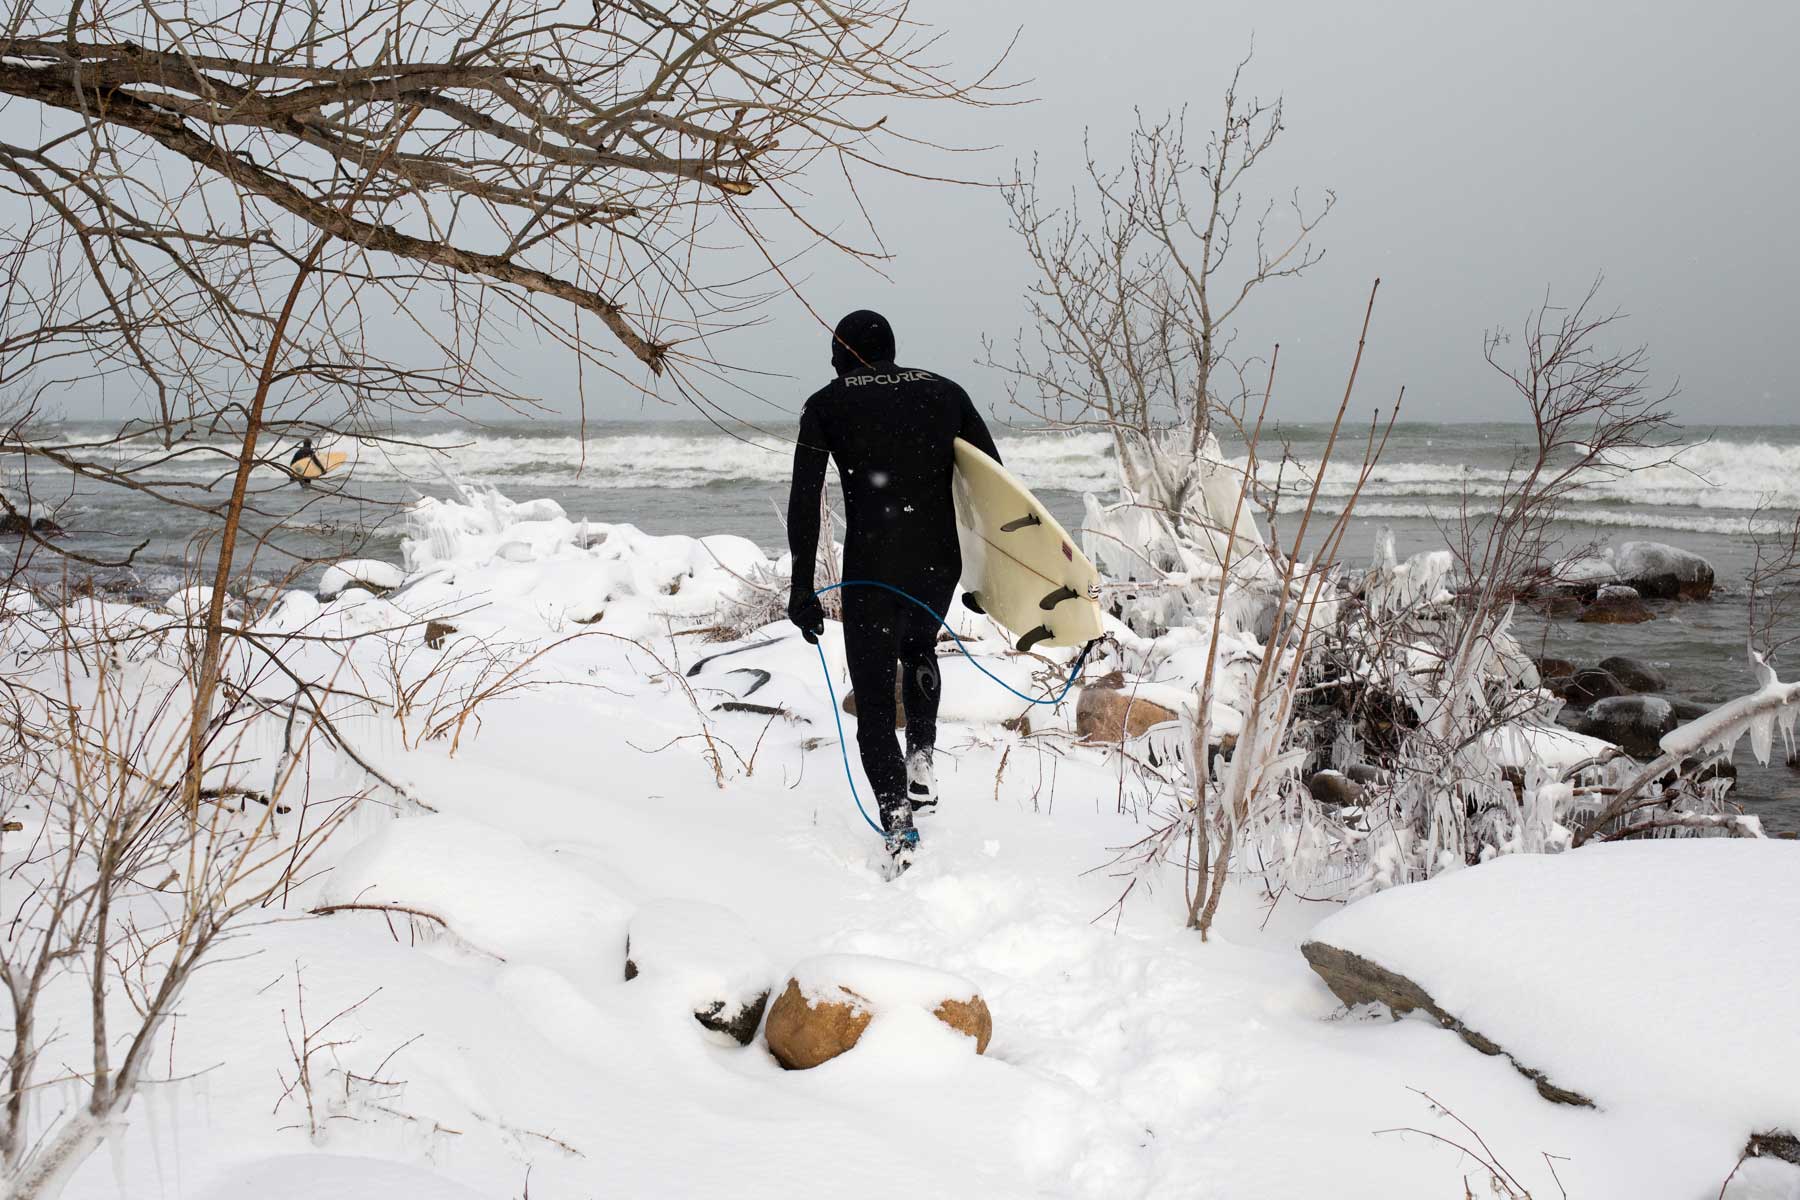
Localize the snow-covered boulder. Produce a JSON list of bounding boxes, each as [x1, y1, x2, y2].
[[1549, 541, 1715, 602], [1616, 540, 1715, 600], [1575, 694, 1678, 758], [322, 815, 632, 968], [763, 954, 992, 1070], [165, 584, 218, 619], [624, 900, 774, 1046], [1303, 842, 1800, 1163], [319, 558, 405, 599]]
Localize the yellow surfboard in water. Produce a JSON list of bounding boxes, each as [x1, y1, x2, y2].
[[951, 437, 1104, 652]]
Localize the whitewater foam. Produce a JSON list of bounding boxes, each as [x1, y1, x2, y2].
[[1233, 438, 1800, 513], [1310, 500, 1792, 538]]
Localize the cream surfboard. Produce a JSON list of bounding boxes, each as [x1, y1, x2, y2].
[[292, 450, 347, 480], [952, 438, 1104, 651]]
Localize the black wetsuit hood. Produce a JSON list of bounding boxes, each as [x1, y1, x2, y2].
[[830, 309, 896, 376]]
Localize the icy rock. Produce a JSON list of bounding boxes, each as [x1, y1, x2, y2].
[[1075, 685, 1178, 742], [1598, 655, 1668, 694], [1578, 585, 1653, 624], [1577, 695, 1678, 758], [1617, 541, 1715, 601], [624, 900, 774, 1046], [1550, 542, 1715, 602], [763, 954, 991, 1070], [0, 511, 60, 536], [423, 620, 458, 649], [319, 558, 405, 599], [1249, 597, 1280, 644]]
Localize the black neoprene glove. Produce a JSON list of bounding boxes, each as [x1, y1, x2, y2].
[[788, 592, 826, 644]]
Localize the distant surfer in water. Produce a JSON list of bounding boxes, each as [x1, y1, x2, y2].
[[787, 309, 1002, 873], [289, 438, 325, 483]]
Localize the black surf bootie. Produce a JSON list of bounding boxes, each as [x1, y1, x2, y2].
[[878, 797, 918, 879], [883, 826, 919, 878]]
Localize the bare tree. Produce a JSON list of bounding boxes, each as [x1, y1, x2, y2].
[[0, 3, 1003, 1192], [993, 50, 1331, 586], [1747, 504, 1800, 670]]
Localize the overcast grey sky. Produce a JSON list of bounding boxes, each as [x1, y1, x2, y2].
[[627, 0, 1797, 428]]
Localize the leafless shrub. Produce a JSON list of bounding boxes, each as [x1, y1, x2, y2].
[[711, 560, 799, 643], [1376, 1088, 1570, 1200], [275, 969, 383, 1141], [0, 594, 361, 1196], [1297, 283, 1707, 887]]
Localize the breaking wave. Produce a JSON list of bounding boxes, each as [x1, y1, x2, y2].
[[25, 426, 1800, 534], [1235, 439, 1800, 514], [38, 427, 1123, 494], [1308, 500, 1793, 538]]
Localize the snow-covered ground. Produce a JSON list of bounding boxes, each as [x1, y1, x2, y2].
[[19, 489, 1797, 1199]]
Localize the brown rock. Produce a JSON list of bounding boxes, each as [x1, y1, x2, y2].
[[763, 977, 993, 1070], [931, 996, 994, 1053], [1076, 686, 1178, 742], [1305, 770, 1364, 807], [1532, 656, 1579, 681], [1540, 594, 1585, 618], [423, 620, 458, 649], [764, 980, 871, 1069], [1577, 585, 1653, 625], [842, 667, 905, 728]]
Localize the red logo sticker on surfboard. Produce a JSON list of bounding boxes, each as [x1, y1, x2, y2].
[[1061, 542, 1073, 561]]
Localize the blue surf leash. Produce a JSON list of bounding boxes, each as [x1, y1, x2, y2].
[[808, 580, 1096, 836]]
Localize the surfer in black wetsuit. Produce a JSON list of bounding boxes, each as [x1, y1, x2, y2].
[[787, 309, 1002, 870], [289, 438, 325, 484]]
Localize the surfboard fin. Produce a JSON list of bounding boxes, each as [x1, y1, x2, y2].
[[1000, 513, 1042, 533], [961, 591, 986, 615], [1038, 586, 1081, 611], [1016, 625, 1054, 653]]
